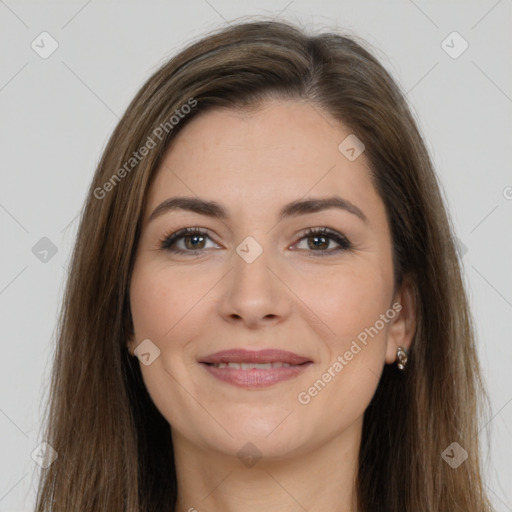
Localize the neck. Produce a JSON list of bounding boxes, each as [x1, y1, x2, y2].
[[172, 417, 362, 512]]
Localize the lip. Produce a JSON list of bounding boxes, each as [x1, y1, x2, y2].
[[199, 348, 311, 365], [199, 349, 312, 388]]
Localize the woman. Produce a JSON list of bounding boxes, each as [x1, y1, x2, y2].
[[35, 19, 494, 511]]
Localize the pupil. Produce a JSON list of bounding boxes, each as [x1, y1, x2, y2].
[[310, 236, 327, 250], [183, 234, 330, 251], [186, 235, 204, 250]]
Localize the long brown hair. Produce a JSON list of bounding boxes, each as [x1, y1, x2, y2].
[[36, 19, 494, 511]]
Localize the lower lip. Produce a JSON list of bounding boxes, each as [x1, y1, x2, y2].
[[201, 363, 312, 388]]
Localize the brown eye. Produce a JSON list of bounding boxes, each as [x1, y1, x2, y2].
[[295, 227, 352, 256], [161, 228, 218, 253], [160, 226, 351, 257], [183, 233, 207, 250], [307, 234, 330, 250]]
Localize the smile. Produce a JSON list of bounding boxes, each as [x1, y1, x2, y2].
[[208, 362, 294, 369], [199, 349, 312, 388]]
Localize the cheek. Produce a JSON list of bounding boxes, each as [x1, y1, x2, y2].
[[293, 260, 393, 423], [129, 262, 209, 428], [130, 261, 208, 342], [293, 267, 392, 439], [130, 273, 172, 341], [291, 259, 393, 345]]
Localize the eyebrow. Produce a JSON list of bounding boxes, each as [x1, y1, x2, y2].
[[148, 195, 368, 224]]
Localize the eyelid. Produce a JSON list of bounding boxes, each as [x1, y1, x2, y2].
[[160, 226, 352, 255], [159, 226, 220, 251], [292, 227, 352, 254]]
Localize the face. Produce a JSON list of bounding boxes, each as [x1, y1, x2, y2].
[[128, 99, 412, 461]]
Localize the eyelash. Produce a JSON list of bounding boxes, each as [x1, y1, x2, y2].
[[159, 226, 352, 257]]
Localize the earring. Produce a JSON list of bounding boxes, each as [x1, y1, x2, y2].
[[396, 346, 408, 370]]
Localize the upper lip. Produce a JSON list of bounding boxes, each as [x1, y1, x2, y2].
[[199, 349, 311, 365]]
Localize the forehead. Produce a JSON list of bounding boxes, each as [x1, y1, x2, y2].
[[145, 100, 382, 222]]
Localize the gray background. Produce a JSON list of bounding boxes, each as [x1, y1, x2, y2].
[[0, 0, 511, 510]]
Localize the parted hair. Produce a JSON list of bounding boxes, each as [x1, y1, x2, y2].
[[36, 19, 494, 511]]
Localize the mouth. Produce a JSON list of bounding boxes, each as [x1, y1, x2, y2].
[[199, 349, 312, 388], [206, 361, 296, 369]]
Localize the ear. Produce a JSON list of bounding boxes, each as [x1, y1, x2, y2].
[[126, 335, 136, 357], [385, 274, 417, 364]]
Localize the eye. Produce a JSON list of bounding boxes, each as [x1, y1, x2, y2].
[[293, 227, 352, 256], [160, 227, 219, 254], [160, 226, 352, 256]]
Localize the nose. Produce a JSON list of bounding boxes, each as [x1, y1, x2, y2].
[[217, 241, 292, 329]]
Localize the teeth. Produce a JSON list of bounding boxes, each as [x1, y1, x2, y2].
[[211, 362, 292, 369]]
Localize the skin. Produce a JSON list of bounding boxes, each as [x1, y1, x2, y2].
[[128, 99, 416, 512]]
